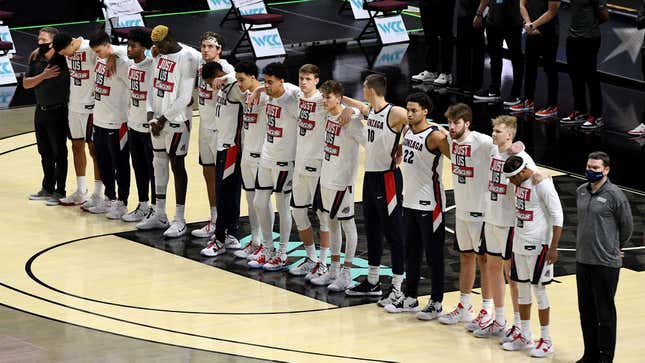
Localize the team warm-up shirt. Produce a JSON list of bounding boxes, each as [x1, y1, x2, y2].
[[214, 81, 243, 150], [66, 38, 96, 112], [240, 86, 269, 162], [321, 108, 366, 190], [147, 45, 200, 123], [295, 90, 326, 176], [260, 83, 300, 164], [513, 177, 563, 255], [449, 131, 494, 221], [485, 148, 536, 227], [127, 57, 153, 133], [93, 48, 132, 129], [197, 58, 235, 130], [364, 104, 401, 172], [401, 126, 446, 228]]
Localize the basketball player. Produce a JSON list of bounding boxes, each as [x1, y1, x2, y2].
[[341, 74, 407, 301], [137, 25, 200, 237], [53, 32, 102, 207], [248, 62, 300, 270], [383, 93, 449, 315], [86, 31, 132, 219], [309, 80, 365, 292], [502, 155, 562, 357], [474, 116, 536, 339], [199, 61, 245, 255], [122, 28, 155, 222], [192, 32, 235, 239]]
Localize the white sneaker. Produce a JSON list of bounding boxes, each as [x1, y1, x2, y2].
[[121, 203, 148, 222], [191, 221, 215, 238], [310, 266, 337, 286], [530, 338, 554, 357], [502, 332, 535, 351], [289, 257, 318, 276], [500, 325, 520, 344], [263, 253, 288, 271], [106, 200, 127, 220], [81, 193, 102, 212], [627, 123, 645, 136], [466, 309, 493, 332], [45, 192, 65, 206], [433, 73, 452, 86], [224, 234, 241, 249], [234, 242, 258, 259], [28, 189, 52, 201], [201, 239, 226, 257], [416, 300, 442, 320], [385, 296, 420, 313], [411, 70, 438, 83], [247, 244, 266, 261], [328, 267, 352, 292], [305, 262, 328, 282], [88, 198, 111, 214], [474, 320, 506, 338], [248, 248, 273, 269], [136, 208, 170, 230], [59, 190, 87, 206], [438, 303, 474, 325], [163, 219, 188, 238], [377, 288, 403, 307]]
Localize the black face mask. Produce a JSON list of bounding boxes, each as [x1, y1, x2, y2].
[[38, 43, 52, 54]]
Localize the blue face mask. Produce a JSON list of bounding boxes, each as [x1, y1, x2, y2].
[[585, 169, 604, 183]]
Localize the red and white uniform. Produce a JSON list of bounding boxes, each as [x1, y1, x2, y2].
[[364, 104, 400, 172], [66, 38, 96, 140], [239, 87, 268, 190], [127, 57, 153, 133]]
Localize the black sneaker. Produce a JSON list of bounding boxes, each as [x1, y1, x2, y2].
[[345, 279, 382, 296], [377, 287, 403, 306], [473, 89, 501, 102], [560, 111, 588, 125]]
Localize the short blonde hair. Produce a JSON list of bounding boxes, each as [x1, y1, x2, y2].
[[491, 115, 517, 139]]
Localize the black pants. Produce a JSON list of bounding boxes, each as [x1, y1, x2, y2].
[[525, 32, 559, 106], [404, 208, 445, 302], [576, 262, 619, 363], [93, 124, 130, 203], [362, 169, 405, 275], [486, 25, 524, 98], [215, 145, 242, 241], [455, 16, 485, 92], [34, 106, 68, 195], [566, 36, 603, 117], [129, 128, 155, 204], [420, 0, 455, 73]]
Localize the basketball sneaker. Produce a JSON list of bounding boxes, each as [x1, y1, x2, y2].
[[433, 73, 452, 86], [224, 234, 241, 249], [500, 325, 520, 344], [247, 244, 266, 262], [438, 303, 474, 325], [509, 99, 534, 113], [163, 219, 188, 238], [580, 116, 604, 130], [328, 267, 352, 292], [59, 190, 87, 206], [560, 111, 587, 125], [535, 106, 558, 119], [248, 248, 273, 269], [81, 193, 102, 212], [473, 89, 501, 102], [378, 288, 403, 307], [627, 123, 645, 136], [263, 253, 288, 271], [345, 279, 382, 296], [530, 338, 554, 357], [474, 320, 506, 338], [121, 203, 147, 222], [411, 70, 437, 83], [29, 189, 52, 201], [234, 242, 258, 259], [88, 198, 111, 214], [416, 300, 442, 321], [289, 258, 317, 276], [106, 200, 127, 220], [136, 208, 170, 230], [45, 192, 64, 206], [191, 221, 215, 238], [385, 296, 420, 313], [305, 262, 327, 281], [201, 239, 226, 257], [310, 265, 337, 286], [502, 332, 535, 351], [503, 97, 523, 107], [466, 309, 493, 332]]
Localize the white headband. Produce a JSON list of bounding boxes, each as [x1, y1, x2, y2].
[[203, 37, 221, 48], [503, 157, 527, 178]]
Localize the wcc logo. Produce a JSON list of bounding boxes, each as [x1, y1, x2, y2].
[[117, 17, 143, 27], [0, 62, 11, 75], [208, 0, 231, 8], [377, 19, 405, 34], [240, 6, 265, 15], [251, 34, 282, 47]]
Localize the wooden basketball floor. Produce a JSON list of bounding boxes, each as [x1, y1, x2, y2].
[[1, 114, 643, 362]]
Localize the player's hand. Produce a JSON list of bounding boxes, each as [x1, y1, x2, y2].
[[547, 248, 558, 265], [150, 118, 164, 136], [106, 54, 117, 76], [41, 65, 60, 79], [509, 140, 525, 154], [531, 170, 547, 184], [211, 76, 227, 90], [473, 15, 483, 29], [338, 107, 354, 126], [246, 89, 260, 107]]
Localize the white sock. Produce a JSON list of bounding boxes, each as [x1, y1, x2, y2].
[[520, 320, 531, 338], [140, 201, 149, 210], [156, 198, 167, 218], [514, 312, 521, 327], [540, 325, 550, 341], [319, 247, 329, 264], [483, 298, 494, 314], [210, 206, 218, 223], [331, 260, 341, 276], [391, 274, 403, 291], [305, 244, 317, 261], [77, 176, 87, 193], [495, 307, 505, 324], [175, 204, 185, 222], [460, 293, 471, 307], [367, 265, 379, 285], [93, 180, 104, 197], [275, 193, 291, 254], [341, 220, 357, 265]]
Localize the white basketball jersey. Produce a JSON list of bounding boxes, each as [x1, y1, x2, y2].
[[260, 84, 300, 163], [197, 61, 217, 130], [449, 131, 494, 221], [295, 91, 326, 176], [241, 87, 269, 160], [92, 55, 131, 129], [66, 38, 96, 112], [485, 148, 536, 227], [321, 110, 366, 190], [127, 57, 153, 133], [513, 177, 563, 255], [215, 81, 243, 150], [365, 104, 401, 172], [401, 127, 445, 221]]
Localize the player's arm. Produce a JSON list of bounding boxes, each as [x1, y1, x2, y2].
[[23, 51, 61, 89], [615, 194, 634, 248], [341, 95, 370, 116], [427, 128, 450, 158], [352, 117, 367, 146], [211, 71, 236, 90], [530, 1, 560, 29], [537, 178, 564, 264]]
